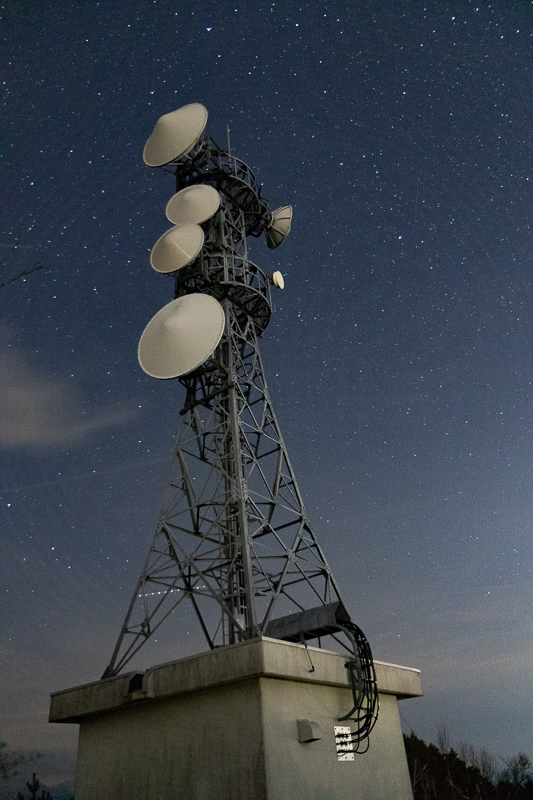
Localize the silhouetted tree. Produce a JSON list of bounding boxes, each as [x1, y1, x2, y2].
[[496, 754, 533, 800], [16, 772, 53, 800], [0, 741, 41, 784], [403, 732, 532, 800]]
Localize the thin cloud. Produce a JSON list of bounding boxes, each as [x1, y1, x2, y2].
[[0, 347, 138, 448]]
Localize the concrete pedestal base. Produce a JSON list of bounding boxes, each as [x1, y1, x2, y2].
[[50, 638, 422, 800]]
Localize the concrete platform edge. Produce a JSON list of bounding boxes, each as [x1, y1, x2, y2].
[[50, 637, 422, 724]]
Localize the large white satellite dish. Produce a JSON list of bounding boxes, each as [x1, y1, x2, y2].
[[265, 205, 293, 249], [138, 293, 225, 379], [143, 103, 208, 167], [150, 224, 204, 274], [166, 184, 221, 225]]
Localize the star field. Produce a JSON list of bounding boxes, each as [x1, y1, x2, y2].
[[1, 1, 531, 793]]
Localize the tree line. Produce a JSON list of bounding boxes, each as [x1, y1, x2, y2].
[[404, 727, 533, 800]]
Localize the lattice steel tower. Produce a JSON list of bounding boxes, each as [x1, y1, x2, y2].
[[103, 104, 377, 746]]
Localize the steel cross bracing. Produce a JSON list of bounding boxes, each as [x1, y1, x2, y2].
[[104, 302, 348, 676], [103, 135, 365, 683]]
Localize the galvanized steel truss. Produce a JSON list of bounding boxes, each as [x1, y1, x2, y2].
[[104, 134, 355, 680]]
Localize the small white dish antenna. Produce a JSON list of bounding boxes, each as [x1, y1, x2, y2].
[[150, 224, 204, 274], [166, 184, 221, 225], [272, 271, 284, 289], [265, 205, 293, 249], [138, 293, 225, 379], [143, 103, 208, 167]]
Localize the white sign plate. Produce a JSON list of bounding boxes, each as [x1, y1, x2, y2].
[[334, 725, 354, 761]]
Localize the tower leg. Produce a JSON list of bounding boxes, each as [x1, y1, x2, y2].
[[103, 305, 347, 678]]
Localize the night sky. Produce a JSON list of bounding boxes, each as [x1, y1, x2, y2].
[[1, 1, 531, 794]]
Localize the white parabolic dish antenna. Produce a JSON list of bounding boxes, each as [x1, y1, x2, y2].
[[166, 184, 221, 225], [150, 223, 204, 274], [265, 205, 293, 249], [138, 293, 225, 379], [143, 103, 208, 167], [272, 271, 284, 289]]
